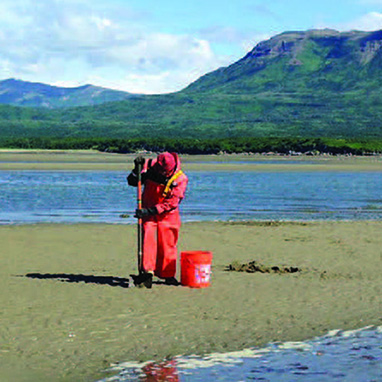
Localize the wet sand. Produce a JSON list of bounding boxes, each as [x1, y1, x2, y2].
[[1, 221, 382, 381], [1, 149, 382, 171]]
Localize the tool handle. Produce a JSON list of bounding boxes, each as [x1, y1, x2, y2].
[[136, 159, 144, 274]]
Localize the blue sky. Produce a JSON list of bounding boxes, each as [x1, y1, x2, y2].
[[1, 0, 382, 94]]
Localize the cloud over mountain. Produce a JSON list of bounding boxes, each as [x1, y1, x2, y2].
[[0, 0, 229, 94], [340, 11, 382, 31], [2, 0, 382, 94]]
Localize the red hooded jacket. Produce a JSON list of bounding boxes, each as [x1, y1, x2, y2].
[[128, 152, 188, 215]]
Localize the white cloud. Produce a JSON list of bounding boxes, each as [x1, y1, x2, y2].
[[0, 0, 229, 94], [114, 72, 181, 94], [197, 26, 271, 64], [337, 12, 382, 31]]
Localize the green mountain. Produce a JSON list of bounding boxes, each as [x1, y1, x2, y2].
[[185, 29, 382, 94], [1, 29, 382, 140], [0, 79, 137, 108]]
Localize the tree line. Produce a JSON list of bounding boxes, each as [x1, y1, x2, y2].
[[1, 136, 382, 155]]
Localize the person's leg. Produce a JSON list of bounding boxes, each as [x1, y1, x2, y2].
[[132, 219, 158, 288], [142, 219, 158, 274], [155, 214, 180, 279]]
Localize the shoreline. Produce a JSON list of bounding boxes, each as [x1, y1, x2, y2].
[[1, 220, 382, 381], [0, 149, 382, 171], [102, 324, 382, 379]]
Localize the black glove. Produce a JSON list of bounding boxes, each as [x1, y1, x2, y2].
[[134, 207, 157, 218], [133, 155, 145, 174]]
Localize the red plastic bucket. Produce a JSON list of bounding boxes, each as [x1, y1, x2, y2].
[[180, 251, 213, 288]]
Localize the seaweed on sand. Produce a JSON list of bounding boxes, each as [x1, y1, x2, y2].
[[226, 260, 301, 274]]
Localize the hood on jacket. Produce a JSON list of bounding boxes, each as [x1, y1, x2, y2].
[[155, 152, 178, 177]]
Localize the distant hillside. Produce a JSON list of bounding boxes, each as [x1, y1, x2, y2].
[[184, 29, 382, 94], [1, 29, 382, 139], [0, 79, 137, 108]]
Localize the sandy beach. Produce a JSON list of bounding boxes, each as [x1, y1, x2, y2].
[[1, 150, 382, 381], [1, 221, 382, 381]]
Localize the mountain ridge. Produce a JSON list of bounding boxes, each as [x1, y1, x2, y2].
[[183, 28, 382, 94], [0, 78, 138, 108], [1, 29, 382, 139]]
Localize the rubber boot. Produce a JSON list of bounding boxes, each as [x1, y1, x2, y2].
[[164, 277, 179, 286], [131, 272, 153, 289]]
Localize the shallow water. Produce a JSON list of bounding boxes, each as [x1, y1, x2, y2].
[[1, 170, 382, 224], [98, 326, 382, 382]]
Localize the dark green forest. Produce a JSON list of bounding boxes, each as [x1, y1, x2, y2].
[[1, 136, 382, 155]]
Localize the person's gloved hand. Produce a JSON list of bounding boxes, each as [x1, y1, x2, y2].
[[133, 155, 145, 174], [134, 207, 157, 218]]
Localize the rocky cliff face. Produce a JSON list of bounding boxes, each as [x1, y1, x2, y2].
[[185, 29, 382, 93], [242, 29, 382, 63]]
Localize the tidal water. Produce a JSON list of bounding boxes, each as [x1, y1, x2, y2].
[[98, 326, 382, 382], [1, 170, 382, 224]]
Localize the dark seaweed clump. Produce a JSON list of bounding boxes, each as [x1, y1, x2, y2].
[[226, 260, 301, 274]]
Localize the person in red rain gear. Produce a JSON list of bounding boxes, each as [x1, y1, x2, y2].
[[127, 152, 188, 288]]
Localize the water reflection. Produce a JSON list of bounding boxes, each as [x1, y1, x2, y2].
[[141, 360, 179, 382], [100, 327, 382, 382]]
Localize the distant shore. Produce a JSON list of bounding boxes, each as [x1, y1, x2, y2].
[[0, 149, 382, 171], [1, 221, 382, 381]]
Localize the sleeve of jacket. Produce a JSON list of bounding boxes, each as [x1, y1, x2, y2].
[[127, 171, 138, 187], [155, 175, 188, 215], [127, 171, 150, 187], [127, 158, 155, 187]]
